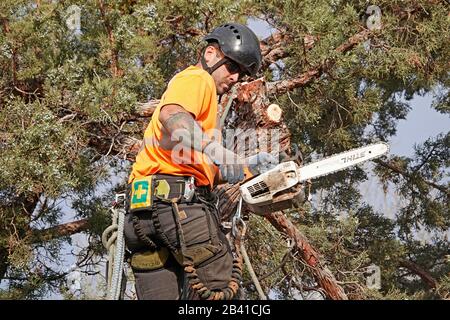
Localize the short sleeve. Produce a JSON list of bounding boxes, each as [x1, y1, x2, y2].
[[161, 74, 212, 119]]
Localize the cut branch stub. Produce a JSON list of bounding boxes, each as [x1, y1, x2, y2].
[[266, 104, 282, 123]]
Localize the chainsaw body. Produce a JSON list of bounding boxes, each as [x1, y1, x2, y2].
[[239, 161, 304, 215]]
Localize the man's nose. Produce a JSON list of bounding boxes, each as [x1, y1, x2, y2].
[[229, 72, 239, 83]]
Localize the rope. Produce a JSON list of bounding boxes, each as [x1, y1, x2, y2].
[[219, 86, 237, 128], [233, 197, 267, 300], [109, 206, 125, 299], [102, 194, 126, 300], [240, 230, 267, 300], [101, 212, 117, 290]]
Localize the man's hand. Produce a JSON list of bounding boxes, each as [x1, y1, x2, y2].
[[246, 152, 278, 175], [203, 141, 246, 184]]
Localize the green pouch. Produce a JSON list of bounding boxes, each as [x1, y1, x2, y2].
[[130, 248, 170, 271], [129, 176, 154, 213], [172, 244, 221, 267]]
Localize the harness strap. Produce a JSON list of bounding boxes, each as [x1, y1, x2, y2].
[[132, 214, 157, 251]]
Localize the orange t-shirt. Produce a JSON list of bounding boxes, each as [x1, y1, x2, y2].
[[129, 66, 219, 188]]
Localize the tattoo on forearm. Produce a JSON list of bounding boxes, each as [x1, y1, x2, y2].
[[162, 111, 206, 151]]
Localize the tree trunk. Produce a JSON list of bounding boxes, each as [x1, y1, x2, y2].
[[265, 212, 348, 300]]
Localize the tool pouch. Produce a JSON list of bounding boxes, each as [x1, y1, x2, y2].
[[155, 201, 226, 267], [130, 247, 170, 271], [128, 176, 155, 214]]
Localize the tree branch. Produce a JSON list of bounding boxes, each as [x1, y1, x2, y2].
[[260, 31, 291, 70], [399, 259, 437, 289], [97, 0, 122, 78], [266, 29, 372, 95], [1, 18, 18, 89], [31, 219, 89, 243], [265, 211, 348, 300], [375, 159, 449, 195]]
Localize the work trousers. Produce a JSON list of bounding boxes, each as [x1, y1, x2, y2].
[[124, 196, 233, 300]]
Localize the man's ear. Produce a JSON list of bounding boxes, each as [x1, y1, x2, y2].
[[203, 45, 217, 63]]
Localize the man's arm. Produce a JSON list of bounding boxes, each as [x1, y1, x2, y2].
[[159, 104, 247, 183], [159, 104, 209, 152], [159, 104, 278, 183]]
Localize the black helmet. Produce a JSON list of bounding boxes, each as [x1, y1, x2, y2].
[[202, 23, 262, 77]]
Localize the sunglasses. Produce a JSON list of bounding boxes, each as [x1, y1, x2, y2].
[[224, 59, 247, 79]]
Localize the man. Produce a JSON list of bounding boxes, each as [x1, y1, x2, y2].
[[124, 22, 276, 300]]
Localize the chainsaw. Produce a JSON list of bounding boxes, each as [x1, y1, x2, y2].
[[239, 142, 389, 215]]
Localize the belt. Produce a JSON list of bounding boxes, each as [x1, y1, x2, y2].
[[126, 174, 214, 216], [128, 174, 211, 205], [153, 174, 212, 201]]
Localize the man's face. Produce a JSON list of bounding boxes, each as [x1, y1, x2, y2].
[[203, 46, 245, 95]]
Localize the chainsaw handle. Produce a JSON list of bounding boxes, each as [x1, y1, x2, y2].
[[243, 166, 254, 181], [214, 165, 255, 185], [279, 143, 303, 165]]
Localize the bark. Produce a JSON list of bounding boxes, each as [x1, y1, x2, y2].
[[260, 31, 291, 69], [97, 0, 122, 78]]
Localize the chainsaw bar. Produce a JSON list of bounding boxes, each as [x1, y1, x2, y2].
[[297, 142, 389, 182]]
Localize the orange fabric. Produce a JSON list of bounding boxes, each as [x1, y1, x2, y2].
[[129, 66, 219, 188]]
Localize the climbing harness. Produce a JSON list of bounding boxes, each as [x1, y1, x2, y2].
[[102, 193, 126, 300], [151, 192, 244, 300]]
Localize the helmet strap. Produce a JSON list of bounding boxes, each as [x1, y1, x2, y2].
[[200, 47, 228, 75]]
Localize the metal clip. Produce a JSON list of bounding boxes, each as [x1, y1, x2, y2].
[[113, 193, 126, 208], [183, 176, 196, 202], [232, 197, 246, 239]]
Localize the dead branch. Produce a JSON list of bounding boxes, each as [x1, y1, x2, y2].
[[31, 219, 89, 243], [265, 211, 348, 300]]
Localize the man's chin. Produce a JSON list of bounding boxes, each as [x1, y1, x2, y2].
[[221, 84, 232, 94], [216, 87, 226, 95]]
